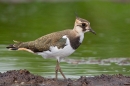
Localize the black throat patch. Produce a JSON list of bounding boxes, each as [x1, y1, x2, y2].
[[69, 36, 81, 50]]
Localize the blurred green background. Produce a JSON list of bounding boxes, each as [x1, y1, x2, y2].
[[0, 0, 130, 78]]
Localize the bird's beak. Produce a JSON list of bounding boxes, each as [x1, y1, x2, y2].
[[89, 28, 96, 35]]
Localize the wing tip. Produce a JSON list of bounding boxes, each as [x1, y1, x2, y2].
[[6, 44, 18, 50]]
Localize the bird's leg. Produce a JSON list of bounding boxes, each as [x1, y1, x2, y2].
[[55, 60, 59, 80], [59, 67, 66, 79], [55, 60, 66, 80]]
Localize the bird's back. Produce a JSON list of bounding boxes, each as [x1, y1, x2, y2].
[[7, 29, 76, 53]]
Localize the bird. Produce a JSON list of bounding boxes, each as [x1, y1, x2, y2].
[[6, 16, 96, 80]]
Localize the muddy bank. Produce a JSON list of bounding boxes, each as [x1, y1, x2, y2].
[[0, 69, 130, 86]]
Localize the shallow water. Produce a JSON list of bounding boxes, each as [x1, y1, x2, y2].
[[1, 44, 130, 78], [0, 1, 130, 78]]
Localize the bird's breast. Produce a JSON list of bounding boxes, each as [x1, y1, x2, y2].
[[69, 36, 82, 50]]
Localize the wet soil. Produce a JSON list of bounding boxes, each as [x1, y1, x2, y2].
[[0, 69, 130, 86]]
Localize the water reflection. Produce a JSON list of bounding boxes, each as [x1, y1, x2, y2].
[[0, 45, 130, 78], [63, 57, 130, 65]]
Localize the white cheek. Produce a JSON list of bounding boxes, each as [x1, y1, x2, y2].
[[76, 26, 83, 33]]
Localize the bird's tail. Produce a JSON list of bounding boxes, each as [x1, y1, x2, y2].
[[6, 40, 34, 53], [6, 40, 22, 50]]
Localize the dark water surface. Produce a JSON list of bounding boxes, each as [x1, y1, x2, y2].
[[0, 1, 130, 78]]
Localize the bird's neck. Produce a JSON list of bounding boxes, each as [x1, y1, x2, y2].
[[79, 32, 84, 43], [73, 28, 84, 43]]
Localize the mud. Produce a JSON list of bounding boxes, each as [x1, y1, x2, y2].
[[0, 69, 130, 86]]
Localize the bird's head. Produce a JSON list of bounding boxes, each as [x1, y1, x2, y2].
[[74, 16, 96, 35]]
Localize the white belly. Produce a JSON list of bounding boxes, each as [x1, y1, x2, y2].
[[37, 35, 75, 60]]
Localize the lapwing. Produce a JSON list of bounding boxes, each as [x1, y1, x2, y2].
[[6, 16, 96, 79]]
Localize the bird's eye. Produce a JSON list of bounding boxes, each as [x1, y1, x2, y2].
[[82, 23, 86, 27]]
